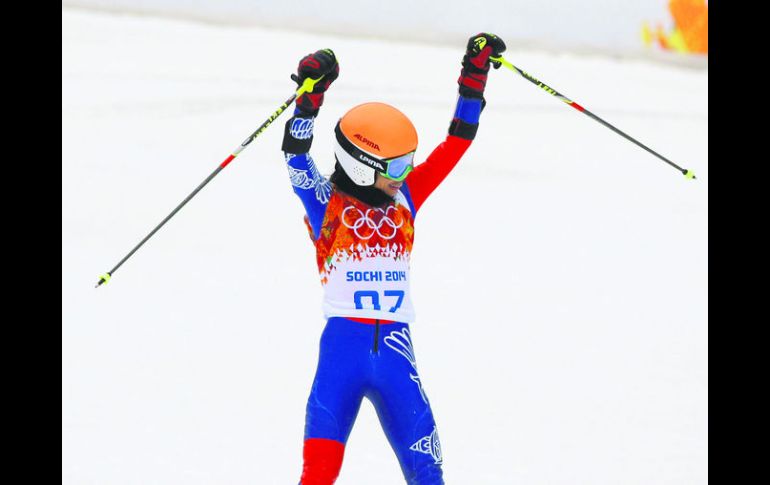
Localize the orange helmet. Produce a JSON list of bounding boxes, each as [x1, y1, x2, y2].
[[334, 102, 418, 186]]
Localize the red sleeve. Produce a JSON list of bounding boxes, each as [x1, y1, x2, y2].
[[405, 135, 472, 213]]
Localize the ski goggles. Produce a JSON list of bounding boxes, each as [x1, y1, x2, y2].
[[379, 151, 415, 181], [335, 124, 415, 182]]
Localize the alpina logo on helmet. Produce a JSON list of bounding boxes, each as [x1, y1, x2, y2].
[[354, 134, 380, 151], [357, 153, 386, 171]]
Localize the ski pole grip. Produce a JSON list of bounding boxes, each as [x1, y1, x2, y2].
[[489, 55, 513, 70]]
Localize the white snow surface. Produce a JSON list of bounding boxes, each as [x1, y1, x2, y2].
[[62, 9, 707, 485], [63, 0, 685, 59]]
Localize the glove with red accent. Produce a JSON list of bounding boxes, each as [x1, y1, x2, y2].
[[291, 48, 339, 116], [457, 33, 506, 99]]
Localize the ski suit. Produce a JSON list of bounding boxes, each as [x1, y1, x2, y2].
[[283, 93, 483, 485]]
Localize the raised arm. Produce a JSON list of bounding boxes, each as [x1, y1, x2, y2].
[[281, 49, 339, 240], [405, 33, 506, 213]]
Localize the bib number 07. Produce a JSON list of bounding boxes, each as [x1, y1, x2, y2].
[[354, 290, 405, 313]]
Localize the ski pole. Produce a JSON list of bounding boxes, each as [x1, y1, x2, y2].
[[489, 55, 696, 180], [94, 75, 324, 288]]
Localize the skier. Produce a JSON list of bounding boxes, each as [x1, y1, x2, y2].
[[282, 33, 506, 485]]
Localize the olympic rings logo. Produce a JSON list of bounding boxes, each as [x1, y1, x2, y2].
[[341, 205, 404, 240]]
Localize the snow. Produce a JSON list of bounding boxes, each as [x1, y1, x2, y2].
[[63, 0, 680, 57], [62, 9, 707, 484]]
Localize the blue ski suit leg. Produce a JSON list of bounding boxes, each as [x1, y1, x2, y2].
[[303, 317, 443, 484]]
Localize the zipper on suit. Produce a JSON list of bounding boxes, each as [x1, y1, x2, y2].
[[373, 319, 380, 353]]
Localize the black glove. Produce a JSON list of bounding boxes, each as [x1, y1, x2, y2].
[[291, 48, 339, 115], [457, 33, 506, 99]]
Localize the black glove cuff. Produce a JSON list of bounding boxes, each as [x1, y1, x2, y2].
[[448, 117, 479, 140], [458, 85, 484, 99], [282, 116, 314, 153], [295, 106, 320, 117]]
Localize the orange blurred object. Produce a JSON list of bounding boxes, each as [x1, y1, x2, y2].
[[668, 0, 708, 54], [641, 0, 707, 54]]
